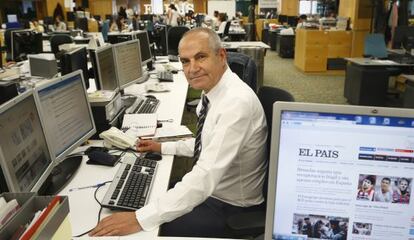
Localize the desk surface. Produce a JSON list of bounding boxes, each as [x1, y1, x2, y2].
[[345, 57, 414, 67], [59, 61, 194, 239], [222, 41, 270, 49]]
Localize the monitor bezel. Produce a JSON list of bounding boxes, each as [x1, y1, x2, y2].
[[33, 70, 96, 164], [133, 30, 153, 65], [264, 102, 414, 240], [94, 44, 120, 92], [112, 39, 144, 90], [0, 90, 55, 193]]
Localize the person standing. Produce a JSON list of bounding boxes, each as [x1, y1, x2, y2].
[[167, 4, 180, 26]]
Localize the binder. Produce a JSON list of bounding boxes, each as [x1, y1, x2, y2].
[[0, 195, 71, 240]]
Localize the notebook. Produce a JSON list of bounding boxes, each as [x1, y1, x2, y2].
[[265, 102, 414, 240], [122, 113, 157, 137]]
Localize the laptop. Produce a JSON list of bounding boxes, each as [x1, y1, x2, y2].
[[265, 102, 414, 240]]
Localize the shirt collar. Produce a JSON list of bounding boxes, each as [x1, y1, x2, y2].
[[203, 67, 232, 106]]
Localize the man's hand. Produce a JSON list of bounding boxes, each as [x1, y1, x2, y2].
[[89, 212, 142, 236], [136, 139, 161, 153]]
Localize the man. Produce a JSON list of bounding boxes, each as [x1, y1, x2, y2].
[[90, 27, 267, 237], [392, 177, 411, 204], [356, 175, 375, 201], [302, 217, 313, 237], [373, 177, 392, 202]]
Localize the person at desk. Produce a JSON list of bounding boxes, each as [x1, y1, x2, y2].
[[296, 14, 307, 29], [29, 19, 44, 33], [53, 15, 67, 31], [90, 27, 268, 237]]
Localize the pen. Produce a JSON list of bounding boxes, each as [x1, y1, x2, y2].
[[69, 183, 106, 192], [158, 119, 174, 123]]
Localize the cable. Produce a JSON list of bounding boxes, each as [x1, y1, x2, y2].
[[72, 181, 112, 238]]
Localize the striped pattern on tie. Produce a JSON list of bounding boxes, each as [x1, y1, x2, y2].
[[193, 95, 209, 162]]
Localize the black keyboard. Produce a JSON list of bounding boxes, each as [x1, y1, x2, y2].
[[137, 97, 160, 113], [388, 54, 414, 64], [102, 156, 158, 210], [158, 71, 174, 82]]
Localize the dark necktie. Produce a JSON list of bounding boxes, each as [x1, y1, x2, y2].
[[193, 95, 209, 162]]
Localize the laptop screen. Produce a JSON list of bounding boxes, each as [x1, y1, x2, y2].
[[266, 102, 414, 240]]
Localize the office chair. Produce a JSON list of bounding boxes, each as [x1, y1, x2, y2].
[[227, 52, 258, 92], [50, 34, 73, 55], [101, 20, 110, 42], [226, 86, 294, 239], [167, 26, 189, 56], [363, 33, 388, 59]]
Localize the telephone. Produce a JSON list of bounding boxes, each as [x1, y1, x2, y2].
[[99, 127, 136, 150]]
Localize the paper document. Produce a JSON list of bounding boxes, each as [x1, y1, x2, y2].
[[122, 113, 157, 137], [141, 125, 193, 141]]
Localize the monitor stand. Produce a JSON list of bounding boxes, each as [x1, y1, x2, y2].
[[38, 155, 82, 195], [147, 61, 155, 71]]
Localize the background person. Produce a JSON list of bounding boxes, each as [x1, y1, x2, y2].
[[89, 27, 267, 238], [167, 4, 180, 26]]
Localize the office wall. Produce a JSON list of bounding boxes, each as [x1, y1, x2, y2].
[[208, 0, 236, 18], [89, 0, 113, 19]]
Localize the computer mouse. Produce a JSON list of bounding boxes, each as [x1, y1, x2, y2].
[[146, 95, 156, 99], [171, 70, 178, 74], [145, 152, 162, 161]]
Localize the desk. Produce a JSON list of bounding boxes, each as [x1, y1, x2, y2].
[[58, 61, 192, 239], [344, 58, 414, 106]]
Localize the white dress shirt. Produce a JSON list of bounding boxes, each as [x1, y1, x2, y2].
[[136, 67, 268, 231]]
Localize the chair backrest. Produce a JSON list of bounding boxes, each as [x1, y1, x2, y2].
[[227, 52, 257, 92], [257, 86, 294, 199], [50, 34, 73, 55], [75, 17, 88, 32], [101, 20, 110, 42], [167, 26, 189, 55], [364, 33, 388, 59]]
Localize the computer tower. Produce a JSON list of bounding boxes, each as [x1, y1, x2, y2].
[[0, 81, 18, 105]]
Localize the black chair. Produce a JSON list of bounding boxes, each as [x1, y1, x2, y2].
[[226, 86, 294, 239], [75, 17, 88, 32], [167, 26, 189, 56], [227, 52, 258, 92], [50, 34, 73, 55]]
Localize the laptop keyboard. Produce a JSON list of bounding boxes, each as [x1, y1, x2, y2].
[[102, 156, 158, 210], [158, 71, 174, 82]]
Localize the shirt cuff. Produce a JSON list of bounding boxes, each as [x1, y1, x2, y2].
[[161, 142, 177, 155], [135, 203, 161, 231]]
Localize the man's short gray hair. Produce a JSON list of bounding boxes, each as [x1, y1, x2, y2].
[[179, 27, 222, 53]]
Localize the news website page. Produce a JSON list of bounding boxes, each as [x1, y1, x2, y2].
[[273, 111, 414, 240]]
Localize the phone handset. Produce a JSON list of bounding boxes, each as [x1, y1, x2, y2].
[[99, 127, 136, 150]]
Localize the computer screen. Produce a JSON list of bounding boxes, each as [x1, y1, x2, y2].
[[113, 39, 143, 89], [134, 30, 152, 64], [35, 70, 95, 162], [153, 24, 168, 56], [107, 33, 134, 44], [0, 91, 54, 193], [11, 29, 43, 61], [392, 26, 414, 49], [60, 46, 90, 89], [7, 14, 18, 23], [93, 45, 119, 91], [265, 102, 414, 240]]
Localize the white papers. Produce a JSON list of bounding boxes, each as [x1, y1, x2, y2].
[[141, 125, 193, 141], [122, 113, 157, 137]]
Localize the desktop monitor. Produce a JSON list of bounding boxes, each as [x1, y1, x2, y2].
[[10, 29, 43, 61], [133, 30, 152, 65], [153, 24, 168, 56], [92, 45, 119, 91], [67, 11, 76, 22], [60, 46, 90, 89], [7, 14, 18, 23], [392, 26, 414, 49], [0, 91, 55, 193], [34, 70, 96, 194], [265, 102, 414, 240], [113, 39, 144, 89]]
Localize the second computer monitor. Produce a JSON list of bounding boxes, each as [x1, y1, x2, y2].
[[60, 47, 90, 89], [11, 29, 43, 61], [93, 45, 119, 91], [35, 70, 96, 163], [113, 39, 144, 90], [134, 30, 152, 64]]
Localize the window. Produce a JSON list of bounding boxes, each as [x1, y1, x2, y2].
[[299, 0, 318, 15]]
